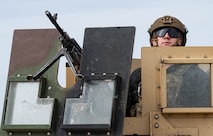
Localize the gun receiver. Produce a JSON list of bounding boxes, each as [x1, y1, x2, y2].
[[45, 10, 81, 65], [27, 10, 82, 81]]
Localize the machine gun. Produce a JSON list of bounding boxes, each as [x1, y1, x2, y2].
[[27, 10, 82, 80]]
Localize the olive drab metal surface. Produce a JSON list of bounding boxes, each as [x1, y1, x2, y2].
[[1, 29, 62, 136]]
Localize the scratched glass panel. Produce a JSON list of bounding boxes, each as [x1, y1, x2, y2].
[[166, 64, 211, 108], [63, 79, 116, 126], [4, 82, 54, 125]]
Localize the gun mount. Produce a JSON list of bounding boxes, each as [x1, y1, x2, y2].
[[27, 10, 82, 80]]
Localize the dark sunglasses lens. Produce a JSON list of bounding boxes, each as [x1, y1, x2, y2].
[[155, 28, 179, 38]]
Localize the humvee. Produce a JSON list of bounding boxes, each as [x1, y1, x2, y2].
[[1, 12, 213, 136]]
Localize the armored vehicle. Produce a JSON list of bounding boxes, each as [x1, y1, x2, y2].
[[1, 11, 213, 136]]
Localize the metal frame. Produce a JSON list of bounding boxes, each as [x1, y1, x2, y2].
[[159, 57, 213, 113]]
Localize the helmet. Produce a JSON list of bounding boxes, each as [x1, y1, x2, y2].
[[148, 15, 188, 46]]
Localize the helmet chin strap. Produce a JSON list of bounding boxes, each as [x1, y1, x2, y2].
[[155, 38, 159, 46]]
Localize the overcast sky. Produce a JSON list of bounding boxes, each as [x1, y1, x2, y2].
[[1, 0, 213, 120]]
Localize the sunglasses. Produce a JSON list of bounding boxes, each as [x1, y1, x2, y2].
[[155, 27, 180, 38]]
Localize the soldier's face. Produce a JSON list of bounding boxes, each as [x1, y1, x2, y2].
[[152, 32, 182, 47]]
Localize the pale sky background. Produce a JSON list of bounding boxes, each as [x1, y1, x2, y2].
[[1, 0, 213, 121]]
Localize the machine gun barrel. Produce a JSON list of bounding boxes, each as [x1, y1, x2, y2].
[[27, 11, 83, 81], [45, 10, 82, 66], [45, 10, 64, 36]]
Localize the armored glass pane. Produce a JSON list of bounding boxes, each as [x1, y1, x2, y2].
[[166, 64, 211, 108], [4, 81, 54, 125], [63, 79, 116, 126]]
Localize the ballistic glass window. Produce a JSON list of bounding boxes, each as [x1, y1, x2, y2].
[[63, 78, 116, 129], [2, 78, 55, 131], [166, 64, 211, 108]]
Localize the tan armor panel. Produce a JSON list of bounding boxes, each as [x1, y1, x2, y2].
[[123, 46, 213, 136]]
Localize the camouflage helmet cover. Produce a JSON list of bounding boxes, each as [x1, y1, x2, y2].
[[148, 15, 188, 46]]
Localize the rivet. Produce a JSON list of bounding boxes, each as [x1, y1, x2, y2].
[[87, 132, 91, 135], [8, 132, 13, 136], [48, 86, 52, 90], [185, 55, 190, 58], [107, 132, 111, 135], [156, 67, 160, 71], [154, 123, 159, 128], [68, 132, 72, 135], [28, 131, 32, 135], [154, 114, 159, 119], [47, 131, 51, 135]]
